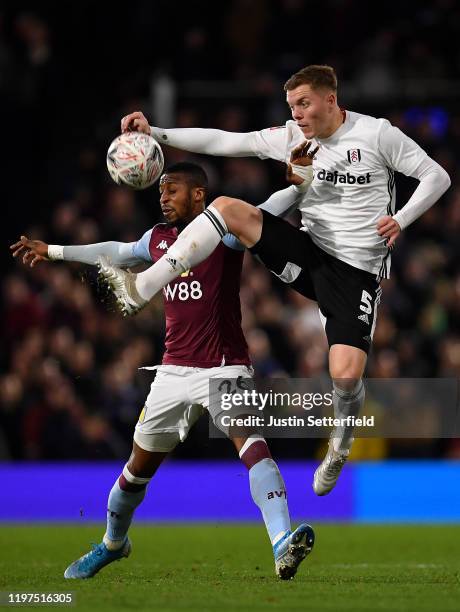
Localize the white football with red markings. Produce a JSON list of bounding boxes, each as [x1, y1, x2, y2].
[[106, 132, 164, 190]]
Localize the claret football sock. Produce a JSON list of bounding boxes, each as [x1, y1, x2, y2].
[[240, 437, 291, 544], [104, 465, 151, 549], [332, 379, 365, 453], [135, 206, 228, 301]]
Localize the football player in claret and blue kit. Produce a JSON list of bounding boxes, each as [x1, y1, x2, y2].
[[11, 161, 315, 580]]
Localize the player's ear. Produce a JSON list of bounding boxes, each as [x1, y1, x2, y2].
[[194, 187, 205, 203], [326, 92, 336, 108]]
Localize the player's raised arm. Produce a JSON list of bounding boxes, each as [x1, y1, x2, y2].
[[10, 235, 150, 268], [376, 122, 451, 246], [121, 111, 289, 161]]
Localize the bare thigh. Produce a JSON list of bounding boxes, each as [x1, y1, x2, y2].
[[211, 196, 263, 248]]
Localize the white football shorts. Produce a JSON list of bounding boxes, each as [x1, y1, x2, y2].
[[134, 364, 254, 453]]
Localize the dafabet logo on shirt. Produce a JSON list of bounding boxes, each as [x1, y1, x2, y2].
[[316, 169, 371, 185]]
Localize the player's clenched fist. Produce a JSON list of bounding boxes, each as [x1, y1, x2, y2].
[[120, 111, 150, 134], [10, 235, 49, 267]]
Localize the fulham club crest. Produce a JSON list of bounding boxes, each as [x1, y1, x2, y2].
[[347, 149, 361, 164]]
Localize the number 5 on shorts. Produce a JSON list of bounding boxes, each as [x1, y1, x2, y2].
[[360, 290, 373, 314]]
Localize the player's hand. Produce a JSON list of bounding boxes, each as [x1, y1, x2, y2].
[[376, 216, 401, 248], [120, 111, 151, 134], [290, 140, 319, 166], [10, 235, 49, 267], [286, 140, 319, 186]]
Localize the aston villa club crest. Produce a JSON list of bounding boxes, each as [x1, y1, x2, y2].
[[347, 149, 361, 164]]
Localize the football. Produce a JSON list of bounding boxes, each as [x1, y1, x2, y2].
[[106, 132, 164, 190]]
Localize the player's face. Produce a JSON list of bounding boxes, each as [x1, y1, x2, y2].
[[159, 174, 199, 225], [286, 84, 336, 139]]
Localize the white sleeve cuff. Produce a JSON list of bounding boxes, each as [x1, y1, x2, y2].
[[47, 245, 64, 260], [391, 212, 406, 231]]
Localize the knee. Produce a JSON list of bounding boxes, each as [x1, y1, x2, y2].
[[210, 196, 262, 244], [330, 356, 364, 396], [330, 364, 361, 392], [211, 196, 240, 214], [330, 359, 360, 380], [211, 196, 260, 226], [329, 346, 366, 388]]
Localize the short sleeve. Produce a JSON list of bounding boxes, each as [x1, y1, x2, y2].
[[131, 229, 153, 262]]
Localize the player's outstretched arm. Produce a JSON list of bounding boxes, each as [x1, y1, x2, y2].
[[10, 236, 146, 267], [121, 111, 274, 158]]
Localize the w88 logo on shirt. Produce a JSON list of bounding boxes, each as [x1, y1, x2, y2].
[[164, 280, 203, 301]]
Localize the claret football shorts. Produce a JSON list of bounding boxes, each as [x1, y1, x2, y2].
[[250, 210, 382, 354]]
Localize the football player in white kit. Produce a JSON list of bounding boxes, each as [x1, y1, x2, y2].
[[104, 64, 450, 496]]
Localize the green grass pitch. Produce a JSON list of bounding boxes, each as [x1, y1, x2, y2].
[[1, 525, 459, 611]]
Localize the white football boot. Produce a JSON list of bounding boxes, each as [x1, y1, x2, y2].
[[97, 256, 147, 316], [313, 438, 350, 496]]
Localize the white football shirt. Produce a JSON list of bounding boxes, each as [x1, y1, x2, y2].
[[250, 111, 442, 278]]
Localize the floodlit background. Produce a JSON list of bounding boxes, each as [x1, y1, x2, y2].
[[1, 0, 459, 521]]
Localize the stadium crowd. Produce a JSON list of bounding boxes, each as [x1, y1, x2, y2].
[[1, 1, 459, 460]]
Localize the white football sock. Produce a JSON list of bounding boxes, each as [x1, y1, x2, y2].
[[332, 379, 365, 452], [135, 206, 228, 301]]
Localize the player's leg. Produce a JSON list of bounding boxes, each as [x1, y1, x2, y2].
[[104, 442, 169, 549], [329, 343, 367, 452], [65, 367, 190, 579], [64, 439, 177, 579], [98, 197, 262, 312], [232, 435, 314, 580], [98, 205, 309, 314], [132, 197, 261, 301], [233, 435, 291, 547], [201, 363, 315, 580], [312, 345, 367, 496], [211, 196, 263, 247], [312, 256, 381, 495], [192, 364, 293, 553]]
